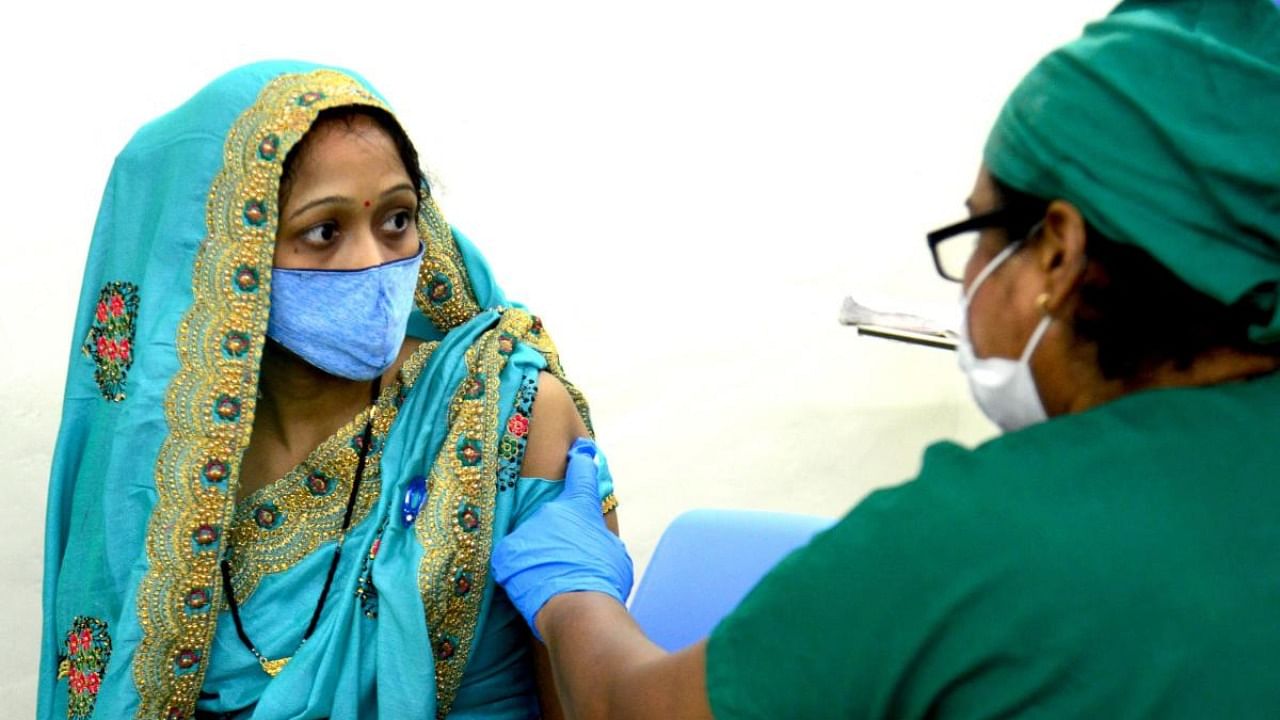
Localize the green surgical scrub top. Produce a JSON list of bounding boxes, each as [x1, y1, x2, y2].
[[707, 370, 1280, 718]]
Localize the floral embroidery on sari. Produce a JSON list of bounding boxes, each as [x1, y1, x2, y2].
[[496, 374, 537, 492], [82, 282, 139, 402], [58, 616, 112, 720]]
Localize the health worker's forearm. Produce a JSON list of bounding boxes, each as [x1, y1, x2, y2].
[[537, 591, 714, 720]]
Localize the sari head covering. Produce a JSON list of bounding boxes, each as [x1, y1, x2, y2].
[[984, 0, 1280, 342], [40, 61, 607, 719]]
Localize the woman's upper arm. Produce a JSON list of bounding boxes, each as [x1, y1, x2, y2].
[[519, 372, 618, 531], [519, 371, 589, 480]]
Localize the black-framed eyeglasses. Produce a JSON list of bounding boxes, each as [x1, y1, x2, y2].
[[925, 208, 1014, 283]]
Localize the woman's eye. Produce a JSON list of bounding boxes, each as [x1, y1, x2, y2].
[[300, 222, 338, 246], [382, 210, 413, 234]]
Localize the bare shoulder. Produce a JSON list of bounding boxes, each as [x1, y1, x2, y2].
[[520, 372, 589, 480], [520, 372, 619, 532]]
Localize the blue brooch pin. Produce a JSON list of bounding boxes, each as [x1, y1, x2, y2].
[[401, 475, 428, 527]]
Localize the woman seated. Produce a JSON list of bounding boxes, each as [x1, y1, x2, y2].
[[39, 61, 616, 719]]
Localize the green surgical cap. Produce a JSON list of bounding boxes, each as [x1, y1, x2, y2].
[[985, 0, 1280, 343]]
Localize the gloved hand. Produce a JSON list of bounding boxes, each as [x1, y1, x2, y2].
[[492, 437, 634, 640]]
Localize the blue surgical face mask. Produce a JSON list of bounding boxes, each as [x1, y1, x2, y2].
[[267, 243, 424, 381]]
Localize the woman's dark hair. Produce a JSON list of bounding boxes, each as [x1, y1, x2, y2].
[[279, 105, 426, 205], [992, 177, 1278, 381]]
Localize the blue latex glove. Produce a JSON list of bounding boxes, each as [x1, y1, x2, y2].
[[492, 437, 634, 640]]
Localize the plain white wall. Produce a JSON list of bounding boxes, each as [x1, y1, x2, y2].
[[1, 0, 1116, 713]]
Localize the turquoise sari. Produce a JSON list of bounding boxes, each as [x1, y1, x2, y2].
[[39, 61, 614, 720]]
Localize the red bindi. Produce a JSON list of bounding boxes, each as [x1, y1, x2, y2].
[[363, 200, 371, 208]]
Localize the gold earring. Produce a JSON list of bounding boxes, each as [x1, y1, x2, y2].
[[1036, 292, 1051, 313]]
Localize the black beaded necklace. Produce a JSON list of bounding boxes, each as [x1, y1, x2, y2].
[[219, 375, 381, 677]]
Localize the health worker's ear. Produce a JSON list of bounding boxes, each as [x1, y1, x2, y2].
[[1032, 199, 1090, 315]]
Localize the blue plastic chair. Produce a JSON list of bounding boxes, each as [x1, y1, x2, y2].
[[628, 508, 836, 652]]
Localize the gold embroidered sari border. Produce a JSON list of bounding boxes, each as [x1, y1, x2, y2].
[[224, 341, 438, 603], [416, 306, 598, 718], [417, 311, 535, 717], [134, 69, 392, 720]]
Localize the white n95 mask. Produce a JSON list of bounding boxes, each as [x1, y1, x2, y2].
[[956, 240, 1052, 432]]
